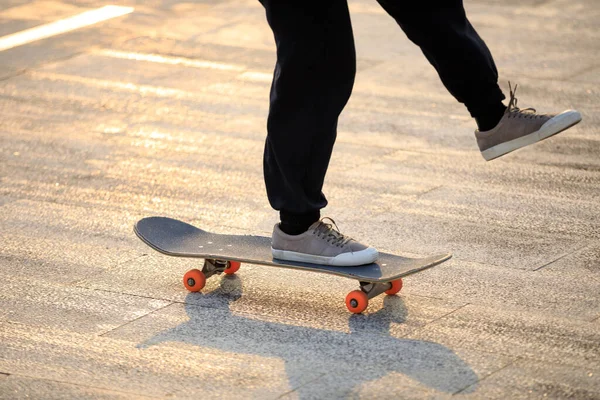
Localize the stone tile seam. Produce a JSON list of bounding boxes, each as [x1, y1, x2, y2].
[[419, 303, 471, 329], [0, 371, 159, 398], [414, 184, 444, 199], [115, 254, 147, 268], [275, 372, 329, 399], [98, 302, 173, 338], [452, 357, 520, 396], [533, 243, 591, 271], [0, 49, 89, 84], [0, 69, 27, 83], [78, 286, 176, 307]]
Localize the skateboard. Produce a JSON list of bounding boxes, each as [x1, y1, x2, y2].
[[134, 217, 452, 314]]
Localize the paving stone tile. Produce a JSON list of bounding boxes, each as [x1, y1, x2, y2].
[[366, 210, 580, 271], [455, 360, 600, 400], [0, 374, 148, 400], [403, 258, 600, 322], [0, 322, 291, 398], [281, 345, 517, 399], [0, 237, 137, 285], [278, 374, 446, 400], [405, 305, 600, 370], [416, 185, 600, 240], [104, 303, 513, 396], [0, 273, 170, 334], [0, 198, 144, 242]]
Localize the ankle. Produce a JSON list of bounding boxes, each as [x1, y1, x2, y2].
[[279, 210, 320, 236], [475, 102, 507, 132]]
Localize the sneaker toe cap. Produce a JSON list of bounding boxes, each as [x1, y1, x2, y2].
[[332, 246, 379, 266]]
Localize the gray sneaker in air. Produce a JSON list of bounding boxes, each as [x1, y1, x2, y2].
[[271, 218, 378, 266], [476, 83, 582, 161]]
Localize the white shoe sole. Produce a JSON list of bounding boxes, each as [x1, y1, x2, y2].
[[271, 247, 379, 267], [481, 110, 582, 161]]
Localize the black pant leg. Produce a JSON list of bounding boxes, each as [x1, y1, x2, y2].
[[259, 0, 356, 215], [376, 0, 505, 117]]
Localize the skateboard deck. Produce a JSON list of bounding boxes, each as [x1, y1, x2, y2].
[[134, 217, 452, 313]]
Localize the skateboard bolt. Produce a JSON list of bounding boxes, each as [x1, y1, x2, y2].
[[187, 278, 196, 287], [350, 299, 358, 308]]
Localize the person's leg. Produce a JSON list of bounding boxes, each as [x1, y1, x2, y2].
[[259, 0, 378, 266], [260, 0, 356, 234], [376, 0, 506, 130], [376, 0, 581, 160]]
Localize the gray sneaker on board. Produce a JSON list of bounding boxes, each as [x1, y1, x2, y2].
[[271, 218, 378, 266], [476, 83, 582, 161]]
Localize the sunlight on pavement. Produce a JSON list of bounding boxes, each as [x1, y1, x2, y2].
[[97, 49, 245, 72], [30, 70, 192, 98], [0, 5, 133, 52]]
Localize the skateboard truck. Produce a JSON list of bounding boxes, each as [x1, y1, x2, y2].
[[345, 279, 403, 314], [182, 259, 242, 294], [361, 281, 396, 299], [201, 259, 228, 279]]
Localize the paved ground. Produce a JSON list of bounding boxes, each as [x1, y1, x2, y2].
[[1, 0, 599, 398]]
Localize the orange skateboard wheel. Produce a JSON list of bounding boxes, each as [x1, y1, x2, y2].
[[183, 269, 206, 292], [385, 278, 403, 295], [345, 290, 368, 314], [224, 261, 241, 275]]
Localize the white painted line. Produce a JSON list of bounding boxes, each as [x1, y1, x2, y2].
[[0, 5, 134, 52], [98, 49, 245, 72]]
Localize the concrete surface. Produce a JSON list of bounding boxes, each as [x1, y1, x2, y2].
[[0, 0, 599, 398]]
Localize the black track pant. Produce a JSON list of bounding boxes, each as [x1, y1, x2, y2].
[[260, 0, 505, 216]]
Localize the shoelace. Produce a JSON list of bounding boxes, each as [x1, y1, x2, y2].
[[312, 217, 352, 247], [506, 81, 543, 120]]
